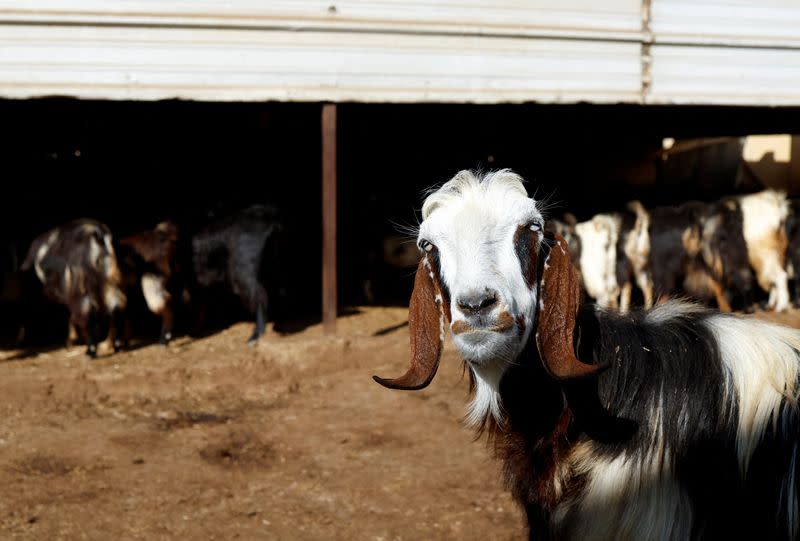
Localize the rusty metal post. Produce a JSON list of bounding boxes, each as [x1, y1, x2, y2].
[[321, 103, 338, 334]]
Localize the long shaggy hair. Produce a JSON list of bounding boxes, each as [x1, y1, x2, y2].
[[374, 170, 800, 540]]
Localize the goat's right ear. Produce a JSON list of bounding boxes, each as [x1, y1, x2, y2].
[[373, 256, 447, 390]]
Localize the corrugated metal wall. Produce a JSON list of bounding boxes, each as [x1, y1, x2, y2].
[[649, 0, 800, 104], [0, 0, 798, 105]]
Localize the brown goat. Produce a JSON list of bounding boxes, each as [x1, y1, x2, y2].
[[119, 221, 181, 345]]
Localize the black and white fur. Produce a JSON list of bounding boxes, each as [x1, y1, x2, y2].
[[377, 169, 800, 540], [523, 302, 800, 539]]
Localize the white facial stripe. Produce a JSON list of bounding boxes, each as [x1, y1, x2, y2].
[[418, 169, 541, 422]]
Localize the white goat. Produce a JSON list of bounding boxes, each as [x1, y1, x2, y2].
[[375, 169, 800, 540]]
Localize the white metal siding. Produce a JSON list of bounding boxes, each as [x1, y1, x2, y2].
[[648, 0, 800, 104], [648, 45, 800, 105], [0, 1, 642, 39], [651, 0, 800, 47], [0, 25, 641, 103], [1, 0, 800, 105], [0, 1, 643, 103]]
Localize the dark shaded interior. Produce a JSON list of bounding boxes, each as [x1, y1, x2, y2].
[[1, 98, 799, 347]]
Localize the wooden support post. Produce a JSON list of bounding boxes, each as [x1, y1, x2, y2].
[[321, 103, 337, 335]]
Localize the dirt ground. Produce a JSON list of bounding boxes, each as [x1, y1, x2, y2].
[[2, 306, 800, 541], [0, 307, 523, 540]]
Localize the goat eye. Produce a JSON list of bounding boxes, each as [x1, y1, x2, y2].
[[419, 239, 434, 253], [528, 221, 542, 232]]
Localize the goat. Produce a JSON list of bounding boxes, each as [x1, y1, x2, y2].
[[738, 189, 791, 312], [615, 201, 652, 313], [374, 169, 800, 540], [697, 197, 755, 310], [191, 205, 283, 345], [646, 200, 744, 312], [573, 213, 621, 310], [119, 220, 183, 345], [564, 203, 651, 313], [21, 219, 127, 358]]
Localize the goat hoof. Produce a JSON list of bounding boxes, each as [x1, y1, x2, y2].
[[247, 337, 259, 348], [86, 347, 98, 359]]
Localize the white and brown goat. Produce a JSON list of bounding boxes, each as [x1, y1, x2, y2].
[[374, 169, 800, 540], [21, 219, 127, 357], [568, 202, 652, 313], [738, 189, 791, 312]]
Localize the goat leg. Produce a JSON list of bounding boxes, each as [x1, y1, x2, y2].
[[247, 302, 267, 346], [66, 319, 80, 347], [792, 279, 800, 308], [708, 278, 732, 313], [111, 307, 128, 352], [193, 288, 208, 337], [84, 310, 99, 359], [637, 272, 654, 310], [619, 282, 632, 313], [160, 302, 174, 346]]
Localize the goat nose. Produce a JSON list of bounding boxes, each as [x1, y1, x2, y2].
[[457, 290, 499, 315]]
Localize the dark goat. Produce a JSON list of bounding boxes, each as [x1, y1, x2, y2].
[[119, 221, 183, 345], [698, 197, 755, 310], [647, 198, 754, 312], [21, 219, 127, 357], [191, 205, 283, 345], [647, 200, 740, 311], [648, 201, 707, 302]]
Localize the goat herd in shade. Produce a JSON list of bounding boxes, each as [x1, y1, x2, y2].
[[546, 188, 800, 315], [18, 205, 283, 358], [16, 185, 800, 359]]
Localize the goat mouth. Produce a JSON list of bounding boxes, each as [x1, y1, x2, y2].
[[451, 311, 515, 335]]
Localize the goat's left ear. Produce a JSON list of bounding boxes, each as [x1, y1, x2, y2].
[[373, 256, 449, 390], [535, 232, 605, 380]]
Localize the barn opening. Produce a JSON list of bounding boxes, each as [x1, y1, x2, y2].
[[2, 98, 800, 348]]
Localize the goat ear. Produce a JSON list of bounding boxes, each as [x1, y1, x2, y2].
[[373, 256, 447, 390], [535, 232, 604, 380]]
